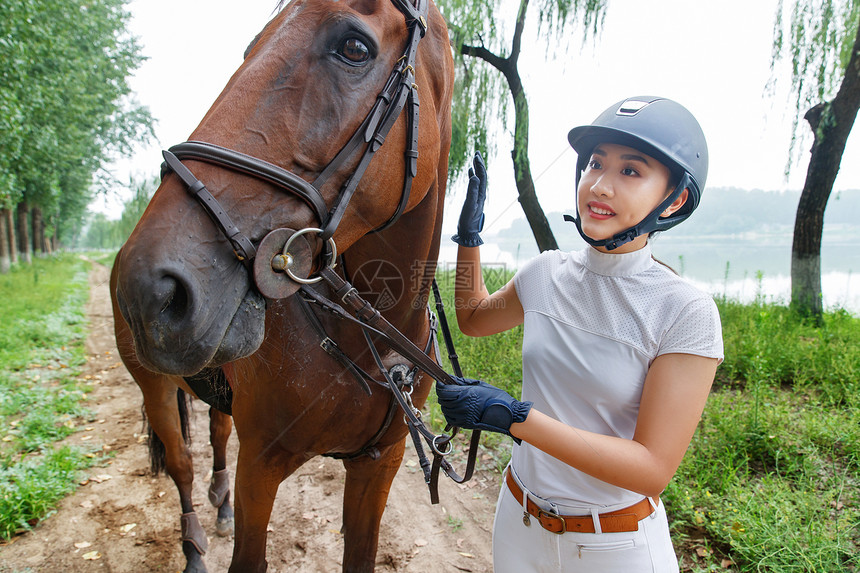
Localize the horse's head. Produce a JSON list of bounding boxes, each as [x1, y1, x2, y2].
[[115, 0, 453, 375]]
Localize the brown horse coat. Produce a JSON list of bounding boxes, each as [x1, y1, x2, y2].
[[112, 1, 454, 571]]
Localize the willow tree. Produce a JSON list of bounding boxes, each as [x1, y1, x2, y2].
[[771, 0, 860, 319], [438, 0, 607, 252]]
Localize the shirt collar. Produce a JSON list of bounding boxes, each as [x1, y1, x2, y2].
[[582, 243, 654, 277]]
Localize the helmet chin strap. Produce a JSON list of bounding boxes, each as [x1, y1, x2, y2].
[[564, 173, 692, 251]]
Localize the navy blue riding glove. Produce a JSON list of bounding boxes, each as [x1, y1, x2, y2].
[[435, 376, 532, 444], [451, 152, 487, 247]]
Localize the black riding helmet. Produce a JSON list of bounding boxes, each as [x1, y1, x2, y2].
[[564, 96, 709, 250]]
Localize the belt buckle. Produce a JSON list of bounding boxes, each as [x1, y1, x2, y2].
[[536, 509, 567, 534]]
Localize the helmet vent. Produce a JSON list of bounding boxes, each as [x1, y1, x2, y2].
[[616, 99, 650, 116]]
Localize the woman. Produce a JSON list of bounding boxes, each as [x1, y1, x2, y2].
[[437, 96, 724, 572]]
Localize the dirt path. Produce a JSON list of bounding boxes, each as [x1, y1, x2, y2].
[[0, 262, 499, 572]]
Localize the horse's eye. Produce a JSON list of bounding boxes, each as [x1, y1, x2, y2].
[[340, 38, 370, 64]]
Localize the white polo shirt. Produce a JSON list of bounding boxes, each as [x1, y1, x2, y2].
[[511, 244, 724, 509]]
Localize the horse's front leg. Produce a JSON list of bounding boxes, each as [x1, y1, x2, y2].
[[138, 379, 209, 573], [228, 440, 298, 573], [341, 439, 407, 573], [207, 407, 235, 537]]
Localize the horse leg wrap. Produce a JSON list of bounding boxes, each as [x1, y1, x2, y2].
[[180, 512, 209, 555], [208, 469, 230, 508]]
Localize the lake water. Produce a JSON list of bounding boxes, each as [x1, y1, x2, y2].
[[438, 233, 860, 315]]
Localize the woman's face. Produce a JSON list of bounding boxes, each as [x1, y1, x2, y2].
[[577, 142, 686, 254]]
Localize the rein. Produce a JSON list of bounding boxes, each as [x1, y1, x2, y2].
[[299, 268, 480, 503], [157, 0, 482, 503]]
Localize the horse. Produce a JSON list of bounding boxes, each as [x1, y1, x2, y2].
[[110, 0, 454, 571]]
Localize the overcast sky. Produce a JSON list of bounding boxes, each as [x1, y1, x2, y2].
[[100, 0, 860, 238]]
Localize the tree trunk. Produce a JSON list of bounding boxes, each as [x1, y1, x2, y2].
[[461, 0, 559, 253], [509, 90, 558, 252], [40, 212, 51, 254], [32, 206, 44, 256], [790, 22, 860, 319], [16, 201, 31, 265], [5, 208, 17, 265], [0, 209, 9, 274]]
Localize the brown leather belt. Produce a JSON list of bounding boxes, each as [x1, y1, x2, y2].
[[505, 469, 657, 534]]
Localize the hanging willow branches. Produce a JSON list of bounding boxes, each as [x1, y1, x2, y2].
[[771, 0, 860, 171], [437, 0, 607, 251]]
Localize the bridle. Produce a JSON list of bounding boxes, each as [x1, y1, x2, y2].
[[161, 0, 428, 281], [160, 0, 481, 503]]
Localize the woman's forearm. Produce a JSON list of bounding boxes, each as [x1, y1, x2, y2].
[[454, 245, 489, 334], [510, 410, 673, 498], [453, 246, 524, 337]]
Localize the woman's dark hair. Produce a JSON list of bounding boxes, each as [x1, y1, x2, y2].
[[651, 252, 678, 275]]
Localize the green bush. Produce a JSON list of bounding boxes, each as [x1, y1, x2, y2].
[[718, 298, 860, 406]]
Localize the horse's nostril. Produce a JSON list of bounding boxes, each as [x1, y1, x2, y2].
[[155, 274, 190, 323]]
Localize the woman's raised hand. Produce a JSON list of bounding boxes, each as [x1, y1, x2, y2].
[[451, 151, 487, 247]]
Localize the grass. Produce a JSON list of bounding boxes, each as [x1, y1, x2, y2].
[[428, 266, 860, 572], [0, 254, 108, 540], [667, 294, 860, 572]]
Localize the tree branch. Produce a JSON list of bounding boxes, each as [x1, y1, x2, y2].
[[460, 43, 508, 73], [510, 0, 530, 65], [804, 102, 826, 132]]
